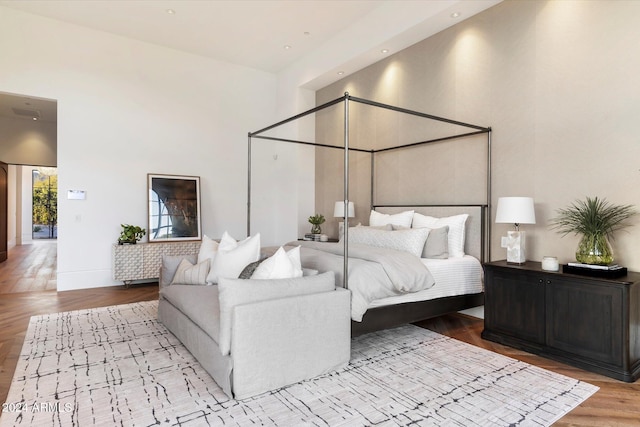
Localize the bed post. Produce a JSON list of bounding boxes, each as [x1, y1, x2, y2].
[[370, 150, 375, 212], [486, 128, 492, 262], [247, 133, 252, 237], [343, 93, 350, 289]]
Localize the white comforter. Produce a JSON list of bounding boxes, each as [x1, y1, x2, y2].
[[287, 241, 436, 321]]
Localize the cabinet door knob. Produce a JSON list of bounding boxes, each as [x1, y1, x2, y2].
[[538, 279, 544, 284]]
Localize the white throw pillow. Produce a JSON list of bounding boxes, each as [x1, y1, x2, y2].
[[412, 213, 468, 258], [170, 258, 210, 285], [251, 246, 303, 279], [198, 234, 219, 265], [217, 271, 336, 356], [207, 232, 261, 283], [369, 210, 414, 228], [348, 226, 429, 258]]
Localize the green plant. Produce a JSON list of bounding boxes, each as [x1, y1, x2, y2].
[[118, 224, 146, 244], [550, 196, 637, 264], [550, 197, 637, 239], [307, 214, 325, 225]]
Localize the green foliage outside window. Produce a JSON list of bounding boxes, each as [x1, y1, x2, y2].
[[33, 172, 58, 236]]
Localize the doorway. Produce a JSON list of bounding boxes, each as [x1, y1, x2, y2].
[[0, 91, 57, 291], [32, 167, 57, 240]]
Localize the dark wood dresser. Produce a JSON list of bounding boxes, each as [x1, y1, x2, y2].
[[482, 260, 640, 382]]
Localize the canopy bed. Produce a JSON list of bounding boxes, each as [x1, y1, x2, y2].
[[247, 93, 492, 336]]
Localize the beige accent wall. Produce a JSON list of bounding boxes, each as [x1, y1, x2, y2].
[[316, 0, 640, 270]]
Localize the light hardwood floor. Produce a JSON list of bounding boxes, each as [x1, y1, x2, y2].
[[0, 240, 57, 293], [0, 242, 638, 425]]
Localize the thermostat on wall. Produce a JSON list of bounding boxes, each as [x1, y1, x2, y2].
[[67, 190, 86, 200]]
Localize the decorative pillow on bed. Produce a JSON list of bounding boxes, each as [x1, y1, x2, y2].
[[207, 232, 261, 283], [391, 224, 449, 258], [171, 258, 210, 285], [412, 213, 468, 258], [251, 246, 303, 279], [348, 226, 429, 258], [369, 209, 414, 228], [198, 234, 219, 265], [346, 223, 393, 233]]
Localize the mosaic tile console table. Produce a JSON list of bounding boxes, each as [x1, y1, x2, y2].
[[112, 241, 200, 287]]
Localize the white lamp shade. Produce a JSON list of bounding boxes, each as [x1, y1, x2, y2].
[[333, 201, 355, 218], [495, 197, 536, 225]]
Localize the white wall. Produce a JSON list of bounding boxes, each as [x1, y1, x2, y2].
[[6, 165, 17, 248], [19, 166, 32, 245], [0, 6, 280, 290]]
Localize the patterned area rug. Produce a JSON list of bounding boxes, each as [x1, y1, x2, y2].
[[1, 301, 598, 426]]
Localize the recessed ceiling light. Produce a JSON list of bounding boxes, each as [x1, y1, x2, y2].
[[337, 71, 345, 75], [32, 117, 38, 121], [381, 49, 389, 54], [284, 45, 292, 50], [450, 12, 461, 18], [166, 9, 175, 15]]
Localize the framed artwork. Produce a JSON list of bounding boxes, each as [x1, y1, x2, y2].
[[148, 174, 201, 242]]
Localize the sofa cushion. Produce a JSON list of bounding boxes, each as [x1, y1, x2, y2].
[[171, 258, 210, 285], [198, 234, 219, 265], [237, 259, 265, 279], [207, 232, 261, 283], [251, 246, 303, 279], [160, 284, 221, 344], [217, 271, 336, 356], [161, 254, 198, 286]]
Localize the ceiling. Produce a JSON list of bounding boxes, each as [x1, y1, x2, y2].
[[0, 0, 500, 122], [0, 92, 57, 124]]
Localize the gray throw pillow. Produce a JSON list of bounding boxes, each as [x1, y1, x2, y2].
[[238, 258, 265, 279], [422, 226, 449, 259]]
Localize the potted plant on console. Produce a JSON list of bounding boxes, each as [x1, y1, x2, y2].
[[550, 196, 637, 265], [118, 224, 146, 245], [308, 214, 325, 235]]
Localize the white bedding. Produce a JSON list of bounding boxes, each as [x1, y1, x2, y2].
[[368, 255, 483, 308]]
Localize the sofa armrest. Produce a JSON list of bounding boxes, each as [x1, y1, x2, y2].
[[230, 287, 351, 400]]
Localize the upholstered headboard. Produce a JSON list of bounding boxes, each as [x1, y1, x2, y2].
[[373, 205, 487, 262]]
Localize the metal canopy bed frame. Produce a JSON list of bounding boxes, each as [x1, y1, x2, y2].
[[248, 92, 492, 336]]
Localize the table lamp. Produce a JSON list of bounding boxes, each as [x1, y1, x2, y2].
[[495, 197, 536, 264], [334, 201, 355, 240]]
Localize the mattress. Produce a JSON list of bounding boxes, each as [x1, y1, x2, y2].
[[368, 255, 484, 308]]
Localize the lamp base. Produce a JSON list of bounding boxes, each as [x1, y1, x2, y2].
[[503, 230, 527, 264]]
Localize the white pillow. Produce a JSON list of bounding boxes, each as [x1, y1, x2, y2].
[[251, 246, 303, 279], [217, 271, 336, 356], [207, 232, 261, 283], [412, 213, 468, 258], [348, 226, 429, 258], [198, 235, 219, 265], [171, 258, 210, 285], [369, 210, 414, 228]]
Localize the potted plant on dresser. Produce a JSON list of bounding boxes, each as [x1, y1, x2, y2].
[[550, 196, 637, 265]]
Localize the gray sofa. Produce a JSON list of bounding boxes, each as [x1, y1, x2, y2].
[[157, 254, 351, 400]]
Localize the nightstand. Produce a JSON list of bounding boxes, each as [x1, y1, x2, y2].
[[481, 260, 640, 382]]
